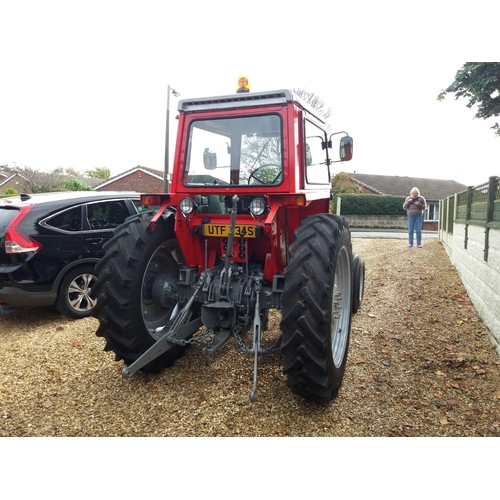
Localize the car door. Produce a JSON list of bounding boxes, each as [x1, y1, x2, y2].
[[31, 204, 87, 286], [83, 200, 132, 256], [38, 204, 86, 257]]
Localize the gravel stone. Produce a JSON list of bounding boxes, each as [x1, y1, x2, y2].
[[1, 239, 499, 437]]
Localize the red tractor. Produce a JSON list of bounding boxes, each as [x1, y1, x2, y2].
[[92, 87, 365, 402]]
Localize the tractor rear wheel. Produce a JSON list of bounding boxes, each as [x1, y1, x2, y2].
[[280, 214, 353, 402], [92, 212, 200, 371]]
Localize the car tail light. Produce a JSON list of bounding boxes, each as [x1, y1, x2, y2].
[[4, 206, 43, 254]]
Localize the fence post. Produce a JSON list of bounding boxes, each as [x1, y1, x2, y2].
[[336, 196, 341, 216], [438, 199, 442, 234], [445, 197, 449, 234], [464, 186, 473, 249], [484, 176, 497, 261]]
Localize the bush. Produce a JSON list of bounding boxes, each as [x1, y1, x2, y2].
[[59, 179, 93, 191], [337, 194, 407, 216], [4, 188, 18, 195]]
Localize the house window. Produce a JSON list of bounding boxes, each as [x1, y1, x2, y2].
[[424, 203, 439, 221]]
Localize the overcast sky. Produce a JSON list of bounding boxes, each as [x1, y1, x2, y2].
[[1, 0, 499, 189]]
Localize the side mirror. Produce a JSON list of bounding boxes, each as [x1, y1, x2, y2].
[[203, 148, 217, 170], [340, 136, 353, 161]]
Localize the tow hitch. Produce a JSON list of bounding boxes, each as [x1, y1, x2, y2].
[[122, 195, 278, 402]]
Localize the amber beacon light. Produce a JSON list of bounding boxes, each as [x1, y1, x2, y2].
[[236, 76, 250, 93]]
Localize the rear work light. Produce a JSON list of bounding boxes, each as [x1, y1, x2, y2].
[[4, 206, 43, 254], [281, 195, 306, 207], [141, 194, 169, 206]]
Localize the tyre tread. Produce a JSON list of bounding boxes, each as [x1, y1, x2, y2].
[[280, 213, 353, 401]]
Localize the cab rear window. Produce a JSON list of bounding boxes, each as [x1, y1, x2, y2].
[[184, 114, 283, 187]]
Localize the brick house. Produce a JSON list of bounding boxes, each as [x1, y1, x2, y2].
[[1, 169, 103, 194], [342, 173, 468, 231], [93, 166, 164, 192], [0, 170, 31, 194]]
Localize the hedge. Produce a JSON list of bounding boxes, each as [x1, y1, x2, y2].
[[336, 194, 407, 216]]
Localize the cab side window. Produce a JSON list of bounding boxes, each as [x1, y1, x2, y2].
[[304, 120, 330, 185]]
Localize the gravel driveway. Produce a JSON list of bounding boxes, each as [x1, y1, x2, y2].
[[1, 238, 499, 437]]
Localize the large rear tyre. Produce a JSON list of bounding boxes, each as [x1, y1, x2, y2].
[[280, 214, 353, 402], [92, 212, 200, 371]]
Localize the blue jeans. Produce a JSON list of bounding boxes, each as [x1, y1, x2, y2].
[[408, 214, 423, 246]]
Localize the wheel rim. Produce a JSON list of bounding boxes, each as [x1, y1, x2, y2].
[[68, 273, 97, 312], [331, 245, 352, 368], [141, 243, 179, 341]]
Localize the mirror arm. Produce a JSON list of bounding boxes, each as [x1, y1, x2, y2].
[[328, 131, 349, 142]]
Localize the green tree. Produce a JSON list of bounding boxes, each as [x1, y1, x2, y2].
[[60, 179, 93, 191], [331, 172, 362, 196], [437, 62, 500, 136], [85, 167, 111, 179], [330, 172, 362, 213]]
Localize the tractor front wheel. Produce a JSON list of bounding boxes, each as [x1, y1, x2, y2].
[[280, 214, 353, 402]]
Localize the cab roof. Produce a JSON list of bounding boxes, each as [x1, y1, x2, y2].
[[178, 89, 326, 124]]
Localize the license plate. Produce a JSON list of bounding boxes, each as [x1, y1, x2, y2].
[[202, 224, 258, 238]]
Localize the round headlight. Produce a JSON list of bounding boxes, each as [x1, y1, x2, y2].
[[249, 197, 267, 216], [179, 197, 195, 215]]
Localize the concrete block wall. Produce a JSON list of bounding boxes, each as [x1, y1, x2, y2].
[[345, 215, 438, 231], [440, 224, 500, 356], [344, 215, 408, 229]]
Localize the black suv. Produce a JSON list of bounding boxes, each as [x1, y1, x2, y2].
[[0, 191, 155, 318]]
